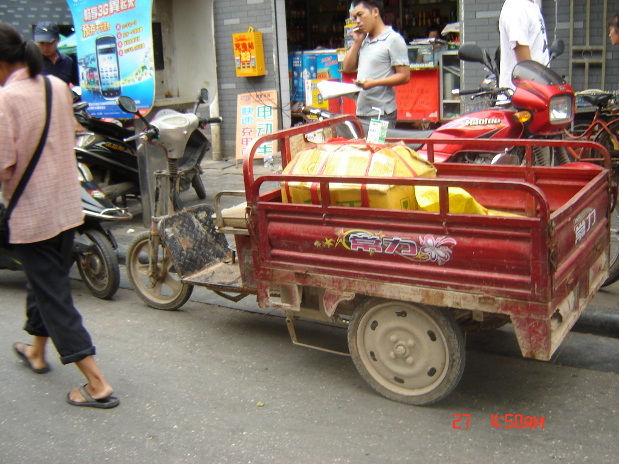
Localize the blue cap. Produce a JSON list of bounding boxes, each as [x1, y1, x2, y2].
[[34, 21, 59, 43]]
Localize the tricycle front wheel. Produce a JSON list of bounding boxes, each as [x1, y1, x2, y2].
[[348, 299, 465, 406], [126, 231, 193, 310]]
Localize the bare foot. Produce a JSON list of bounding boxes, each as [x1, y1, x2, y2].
[[13, 342, 50, 373], [68, 383, 115, 403]]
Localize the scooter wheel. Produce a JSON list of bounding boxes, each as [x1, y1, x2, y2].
[[126, 231, 193, 310], [75, 229, 120, 300], [192, 175, 207, 200]]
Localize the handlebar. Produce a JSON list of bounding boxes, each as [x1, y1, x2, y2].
[[73, 102, 89, 112], [124, 127, 158, 142], [458, 87, 485, 96], [456, 87, 512, 99], [301, 106, 336, 121], [199, 117, 223, 125]]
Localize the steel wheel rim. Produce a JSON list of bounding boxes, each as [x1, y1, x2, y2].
[[81, 252, 106, 290], [130, 237, 185, 304], [356, 302, 450, 397]]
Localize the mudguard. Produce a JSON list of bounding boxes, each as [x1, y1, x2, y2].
[[158, 204, 230, 279]]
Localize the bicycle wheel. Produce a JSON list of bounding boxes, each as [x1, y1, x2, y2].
[[603, 176, 619, 287], [570, 116, 594, 138], [593, 119, 619, 167]]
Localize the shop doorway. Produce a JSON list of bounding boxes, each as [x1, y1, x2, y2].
[[284, 0, 458, 52]]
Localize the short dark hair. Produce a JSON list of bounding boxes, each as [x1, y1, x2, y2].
[[353, 0, 384, 19], [427, 24, 441, 36], [0, 22, 43, 77], [609, 13, 619, 30]]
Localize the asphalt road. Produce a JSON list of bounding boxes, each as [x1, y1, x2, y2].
[[1, 266, 618, 463], [1, 161, 618, 463]]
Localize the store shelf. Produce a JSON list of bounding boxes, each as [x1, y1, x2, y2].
[[285, 0, 458, 50], [439, 50, 461, 121]]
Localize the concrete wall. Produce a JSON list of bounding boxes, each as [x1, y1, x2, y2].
[[213, 0, 281, 159], [0, 0, 73, 39]]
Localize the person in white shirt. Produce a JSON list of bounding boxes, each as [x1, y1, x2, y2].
[[498, 0, 549, 91]]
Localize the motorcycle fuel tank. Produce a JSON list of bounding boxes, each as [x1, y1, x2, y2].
[[420, 108, 524, 163]]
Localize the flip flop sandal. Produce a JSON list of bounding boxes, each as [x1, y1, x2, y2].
[[13, 342, 51, 374], [66, 384, 120, 409]]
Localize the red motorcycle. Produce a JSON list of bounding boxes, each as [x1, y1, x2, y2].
[[301, 41, 573, 166], [416, 42, 575, 165]]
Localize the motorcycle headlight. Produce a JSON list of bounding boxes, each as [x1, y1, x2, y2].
[[549, 95, 573, 124]]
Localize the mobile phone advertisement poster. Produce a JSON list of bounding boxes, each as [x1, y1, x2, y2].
[[67, 0, 155, 118]]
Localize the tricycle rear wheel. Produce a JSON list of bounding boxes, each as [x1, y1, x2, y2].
[[348, 299, 465, 406], [126, 231, 193, 310]]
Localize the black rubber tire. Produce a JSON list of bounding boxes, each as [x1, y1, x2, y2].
[[126, 231, 193, 310], [570, 118, 593, 138], [348, 298, 465, 406], [594, 120, 619, 164], [603, 195, 619, 287], [192, 174, 207, 200], [75, 229, 120, 300]]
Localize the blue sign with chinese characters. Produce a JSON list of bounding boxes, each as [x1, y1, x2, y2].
[[67, 0, 154, 118]]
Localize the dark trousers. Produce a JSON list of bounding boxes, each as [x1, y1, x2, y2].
[[14, 229, 96, 365]]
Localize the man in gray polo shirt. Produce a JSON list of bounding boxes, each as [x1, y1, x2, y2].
[[343, 0, 410, 128]]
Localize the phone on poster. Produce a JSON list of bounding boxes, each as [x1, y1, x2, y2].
[[95, 35, 121, 99]]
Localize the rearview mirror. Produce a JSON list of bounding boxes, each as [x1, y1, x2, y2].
[[458, 44, 485, 64], [549, 40, 565, 60], [117, 96, 138, 114]]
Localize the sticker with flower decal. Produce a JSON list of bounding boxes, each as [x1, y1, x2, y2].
[[313, 229, 457, 265]]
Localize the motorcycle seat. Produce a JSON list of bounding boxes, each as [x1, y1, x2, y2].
[[385, 128, 435, 150], [87, 119, 135, 141], [219, 202, 247, 228], [214, 201, 249, 235]]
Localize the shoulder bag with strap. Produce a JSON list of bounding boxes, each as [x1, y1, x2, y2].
[[0, 75, 53, 249]]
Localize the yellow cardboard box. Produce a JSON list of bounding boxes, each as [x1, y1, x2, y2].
[[282, 142, 436, 210], [416, 186, 489, 215]]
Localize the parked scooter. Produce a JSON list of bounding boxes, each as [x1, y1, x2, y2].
[[115, 92, 222, 309], [74, 89, 212, 206], [0, 162, 132, 299]]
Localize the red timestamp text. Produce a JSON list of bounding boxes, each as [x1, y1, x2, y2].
[[491, 414, 545, 429], [452, 414, 545, 430]]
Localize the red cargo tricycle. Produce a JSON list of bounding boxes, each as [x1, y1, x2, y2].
[[124, 113, 613, 405]]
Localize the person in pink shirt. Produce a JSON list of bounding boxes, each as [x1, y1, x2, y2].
[[0, 22, 119, 409]]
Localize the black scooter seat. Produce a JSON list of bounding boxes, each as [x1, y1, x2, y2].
[[86, 118, 135, 142]]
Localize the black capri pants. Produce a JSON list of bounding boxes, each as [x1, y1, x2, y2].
[[14, 228, 96, 365]]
